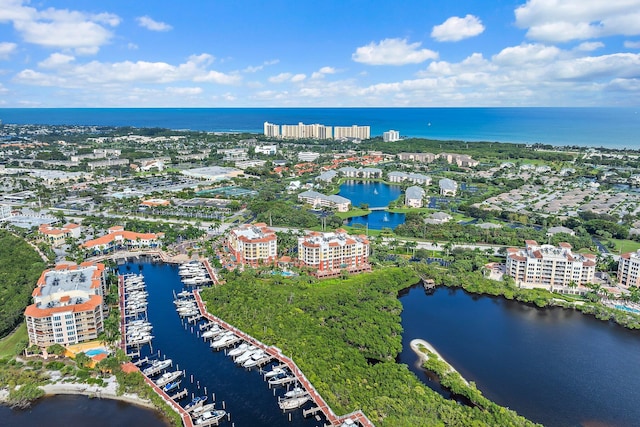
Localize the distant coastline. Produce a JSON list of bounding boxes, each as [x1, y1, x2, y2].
[[1, 107, 638, 149]]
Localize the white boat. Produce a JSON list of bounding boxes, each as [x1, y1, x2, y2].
[[268, 372, 296, 386], [264, 366, 285, 378], [278, 395, 310, 410], [190, 403, 216, 415], [234, 348, 258, 364], [182, 276, 211, 286], [211, 333, 237, 349], [179, 310, 199, 317], [142, 358, 172, 375], [243, 350, 266, 368], [176, 290, 192, 298], [195, 410, 226, 425], [163, 380, 181, 393], [155, 370, 183, 387], [227, 342, 250, 357], [284, 386, 306, 399], [201, 327, 222, 339], [184, 395, 208, 411]]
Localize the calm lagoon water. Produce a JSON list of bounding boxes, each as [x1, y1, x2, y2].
[[0, 395, 168, 427], [339, 181, 406, 230], [399, 285, 640, 427]]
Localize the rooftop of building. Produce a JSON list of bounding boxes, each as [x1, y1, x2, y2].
[[34, 263, 103, 298]]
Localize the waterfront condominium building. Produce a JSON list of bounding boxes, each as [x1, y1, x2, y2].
[[263, 121, 280, 138], [227, 223, 278, 266], [24, 262, 107, 348], [333, 125, 370, 140], [617, 250, 640, 287], [298, 229, 371, 277], [383, 130, 400, 142], [280, 122, 333, 140], [506, 240, 596, 287]]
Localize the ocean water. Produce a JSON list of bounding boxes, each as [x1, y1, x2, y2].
[[1, 108, 639, 149]]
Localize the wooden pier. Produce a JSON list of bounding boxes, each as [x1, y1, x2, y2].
[[133, 356, 149, 367], [170, 388, 188, 401]]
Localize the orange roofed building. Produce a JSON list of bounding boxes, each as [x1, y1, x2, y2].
[[506, 240, 596, 287], [227, 223, 277, 267], [298, 229, 371, 278], [25, 262, 107, 348], [81, 226, 163, 254], [38, 223, 82, 247]]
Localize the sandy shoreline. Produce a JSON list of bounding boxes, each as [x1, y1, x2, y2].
[[0, 376, 157, 411], [410, 338, 469, 385]]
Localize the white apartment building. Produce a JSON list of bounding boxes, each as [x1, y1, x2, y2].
[[383, 130, 400, 142], [25, 262, 106, 347], [298, 230, 371, 277], [439, 178, 458, 196], [405, 186, 425, 208], [506, 240, 596, 287], [255, 145, 277, 155], [298, 151, 320, 162], [298, 190, 351, 212], [334, 125, 370, 140], [263, 122, 280, 138], [618, 250, 640, 287], [281, 122, 332, 140]]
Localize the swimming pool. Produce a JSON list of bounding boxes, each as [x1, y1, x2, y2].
[[614, 304, 640, 314], [84, 347, 110, 357]]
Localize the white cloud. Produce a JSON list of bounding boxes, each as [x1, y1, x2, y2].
[[311, 66, 337, 79], [136, 16, 172, 32], [625, 40, 640, 48], [515, 0, 640, 42], [352, 38, 438, 65], [576, 41, 604, 51], [15, 54, 241, 87], [0, 42, 17, 59], [243, 59, 279, 73], [38, 53, 75, 68], [268, 72, 292, 83], [166, 87, 202, 95], [492, 43, 561, 66], [0, 0, 120, 54], [431, 15, 485, 42], [290, 73, 306, 82], [128, 43, 139, 50]]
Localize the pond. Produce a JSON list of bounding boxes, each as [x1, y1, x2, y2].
[[339, 181, 406, 230]]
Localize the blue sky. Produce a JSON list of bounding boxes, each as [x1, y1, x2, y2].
[[0, 0, 639, 107]]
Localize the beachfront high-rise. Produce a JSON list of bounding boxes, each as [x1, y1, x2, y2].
[[280, 122, 333, 140], [383, 130, 400, 142], [24, 262, 107, 348], [264, 121, 370, 140], [263, 121, 280, 138], [334, 125, 370, 140]]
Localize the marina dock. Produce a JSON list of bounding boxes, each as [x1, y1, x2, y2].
[[192, 289, 376, 427]]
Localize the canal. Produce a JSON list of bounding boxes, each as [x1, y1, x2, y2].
[[398, 285, 640, 427]]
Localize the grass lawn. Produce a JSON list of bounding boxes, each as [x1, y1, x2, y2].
[[0, 322, 27, 358], [334, 208, 371, 219], [606, 239, 640, 254]]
